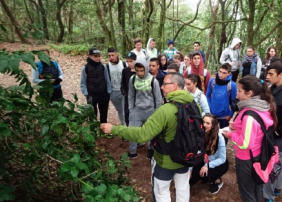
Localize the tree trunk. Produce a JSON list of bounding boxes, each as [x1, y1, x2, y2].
[[38, 0, 49, 40], [158, 0, 166, 50], [118, 0, 126, 56], [23, 0, 34, 24], [246, 0, 255, 46], [205, 0, 219, 67], [108, 0, 116, 48], [0, 0, 28, 43], [56, 0, 67, 43], [217, 0, 226, 62]]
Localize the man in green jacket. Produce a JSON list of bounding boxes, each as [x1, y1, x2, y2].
[[100, 72, 195, 202]]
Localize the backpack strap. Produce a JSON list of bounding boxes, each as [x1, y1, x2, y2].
[[122, 61, 127, 68], [241, 110, 267, 132], [151, 77, 156, 109], [188, 68, 191, 75], [132, 75, 136, 107], [106, 64, 111, 81], [197, 91, 202, 104], [211, 78, 216, 90], [204, 69, 207, 77]]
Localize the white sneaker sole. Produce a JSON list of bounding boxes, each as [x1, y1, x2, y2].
[[209, 182, 224, 194]]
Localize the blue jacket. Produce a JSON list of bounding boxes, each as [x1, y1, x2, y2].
[[206, 74, 237, 118], [208, 132, 226, 168]]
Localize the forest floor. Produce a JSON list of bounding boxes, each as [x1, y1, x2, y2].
[[0, 42, 279, 202]]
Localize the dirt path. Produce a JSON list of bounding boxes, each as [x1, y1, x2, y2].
[[0, 42, 277, 202]]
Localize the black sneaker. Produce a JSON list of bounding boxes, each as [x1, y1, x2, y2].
[[209, 178, 224, 194], [122, 137, 128, 142], [137, 143, 145, 148], [127, 152, 138, 159], [146, 149, 154, 160]]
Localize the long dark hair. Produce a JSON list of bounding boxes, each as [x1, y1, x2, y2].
[[265, 46, 277, 65], [238, 75, 278, 129], [158, 54, 168, 71], [204, 114, 219, 155], [186, 74, 202, 91]]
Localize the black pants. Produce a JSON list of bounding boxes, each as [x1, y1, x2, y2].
[[231, 69, 239, 82], [190, 159, 229, 186], [87, 92, 110, 123], [124, 95, 129, 126], [50, 87, 63, 103]]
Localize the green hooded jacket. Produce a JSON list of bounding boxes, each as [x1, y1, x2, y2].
[[111, 90, 199, 169]]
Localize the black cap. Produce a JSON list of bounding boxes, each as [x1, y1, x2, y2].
[[89, 47, 100, 55], [126, 52, 137, 60], [108, 47, 116, 53]]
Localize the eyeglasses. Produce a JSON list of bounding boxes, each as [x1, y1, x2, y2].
[[162, 82, 174, 86]]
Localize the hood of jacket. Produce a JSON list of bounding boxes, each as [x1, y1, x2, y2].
[[135, 57, 150, 79], [229, 38, 242, 49], [146, 38, 154, 51], [166, 90, 194, 104]]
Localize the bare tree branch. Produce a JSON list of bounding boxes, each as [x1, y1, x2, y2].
[[254, 21, 282, 47], [166, 0, 173, 9], [253, 0, 274, 34]]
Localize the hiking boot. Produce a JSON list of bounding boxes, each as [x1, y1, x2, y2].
[[127, 152, 138, 159], [146, 149, 154, 160], [209, 178, 224, 194], [137, 143, 145, 148], [274, 188, 281, 196]]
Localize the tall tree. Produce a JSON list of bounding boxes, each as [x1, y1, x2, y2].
[[56, 0, 68, 43], [0, 0, 27, 43]]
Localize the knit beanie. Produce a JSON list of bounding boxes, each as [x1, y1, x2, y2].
[[168, 39, 174, 46]]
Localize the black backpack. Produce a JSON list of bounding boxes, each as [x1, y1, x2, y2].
[[152, 100, 206, 167]]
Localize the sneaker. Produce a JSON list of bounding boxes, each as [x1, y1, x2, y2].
[[137, 143, 145, 148], [264, 199, 274, 202], [122, 137, 128, 142], [274, 188, 281, 196], [127, 152, 138, 159], [209, 178, 224, 194], [146, 149, 154, 160]]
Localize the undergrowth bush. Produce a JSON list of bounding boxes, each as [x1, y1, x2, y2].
[[48, 43, 90, 56], [0, 50, 139, 202]]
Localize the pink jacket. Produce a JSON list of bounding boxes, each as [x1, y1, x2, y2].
[[229, 108, 274, 160]]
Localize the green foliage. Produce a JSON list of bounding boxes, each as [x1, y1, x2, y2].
[[0, 51, 138, 201], [48, 43, 90, 56]]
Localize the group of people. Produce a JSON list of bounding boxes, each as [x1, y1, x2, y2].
[[31, 38, 282, 202]]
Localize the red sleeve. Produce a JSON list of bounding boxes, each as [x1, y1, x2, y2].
[[183, 69, 188, 78]]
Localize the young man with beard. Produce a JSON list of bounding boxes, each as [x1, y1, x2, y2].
[[263, 60, 282, 202], [206, 63, 237, 143], [107, 47, 126, 126], [80, 47, 111, 123]]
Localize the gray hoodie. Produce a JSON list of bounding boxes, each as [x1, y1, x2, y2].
[[128, 57, 162, 111], [219, 38, 242, 72]]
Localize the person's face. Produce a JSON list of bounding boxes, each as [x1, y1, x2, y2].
[[150, 40, 156, 49], [218, 68, 231, 80], [269, 48, 276, 58], [233, 43, 241, 50], [185, 79, 196, 92], [149, 61, 159, 74], [246, 48, 254, 57], [169, 44, 174, 50], [193, 44, 200, 52], [108, 52, 118, 63], [173, 58, 181, 66], [89, 55, 101, 62], [126, 59, 135, 69], [160, 56, 166, 65], [192, 55, 201, 67], [203, 116, 213, 133], [135, 42, 142, 51], [161, 75, 177, 96], [135, 67, 145, 78], [266, 69, 281, 86], [237, 83, 252, 101], [184, 56, 191, 67]]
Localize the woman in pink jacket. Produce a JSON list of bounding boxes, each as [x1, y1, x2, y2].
[[223, 75, 277, 202]]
